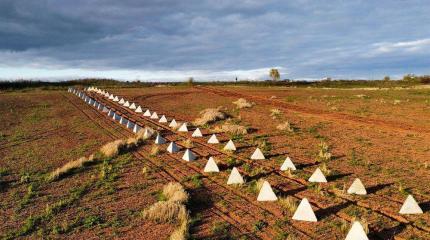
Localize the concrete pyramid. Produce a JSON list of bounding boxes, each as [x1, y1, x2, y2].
[[119, 98, 125, 104], [93, 101, 98, 107], [143, 109, 151, 117], [143, 128, 153, 139], [223, 140, 236, 151], [135, 106, 143, 113], [133, 124, 142, 133], [192, 128, 203, 137], [399, 195, 423, 214], [167, 142, 179, 153], [119, 116, 128, 125], [227, 167, 244, 185], [113, 96, 119, 102], [104, 92, 109, 98], [257, 181, 278, 201], [178, 123, 188, 132], [169, 119, 178, 128], [108, 109, 114, 117], [109, 94, 114, 100], [126, 121, 135, 130], [292, 198, 317, 222], [98, 103, 103, 111], [308, 168, 327, 183], [159, 115, 168, 123], [280, 157, 296, 171], [204, 157, 219, 173], [207, 134, 219, 144], [345, 221, 369, 240], [88, 98, 93, 105], [250, 148, 265, 160], [129, 103, 137, 109], [182, 149, 196, 161], [347, 178, 367, 195], [124, 101, 130, 107], [150, 112, 159, 119], [154, 134, 166, 144], [102, 106, 109, 113], [113, 113, 120, 121]]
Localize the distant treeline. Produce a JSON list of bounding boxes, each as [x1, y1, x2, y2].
[[1, 75, 429, 90]]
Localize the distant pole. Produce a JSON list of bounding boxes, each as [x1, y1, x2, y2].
[[235, 77, 238, 82]]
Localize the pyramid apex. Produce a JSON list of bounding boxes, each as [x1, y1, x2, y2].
[[251, 148, 265, 160]]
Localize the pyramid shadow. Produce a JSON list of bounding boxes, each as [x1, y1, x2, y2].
[[315, 201, 352, 220], [276, 185, 307, 196], [373, 223, 406, 239], [331, 154, 346, 161], [0, 179, 13, 193], [236, 145, 254, 151], [246, 170, 275, 182], [296, 162, 319, 169], [367, 183, 394, 194], [420, 201, 430, 212], [265, 152, 285, 158], [326, 172, 352, 181]]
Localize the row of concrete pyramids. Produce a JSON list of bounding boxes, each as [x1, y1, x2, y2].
[[74, 87, 425, 240]]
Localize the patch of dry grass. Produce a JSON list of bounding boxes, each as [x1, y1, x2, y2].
[[49, 156, 95, 180], [277, 121, 294, 132], [233, 98, 254, 109], [279, 196, 298, 214], [142, 182, 190, 240], [100, 139, 126, 158], [163, 182, 188, 204], [193, 107, 227, 126], [150, 145, 160, 156], [182, 138, 193, 148], [270, 108, 282, 119], [214, 123, 248, 135]]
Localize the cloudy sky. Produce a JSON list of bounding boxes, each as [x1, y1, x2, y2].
[[0, 0, 429, 81]]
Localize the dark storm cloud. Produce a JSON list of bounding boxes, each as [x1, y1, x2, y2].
[[1, 0, 430, 80]]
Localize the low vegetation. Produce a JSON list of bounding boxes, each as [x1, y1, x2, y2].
[[233, 98, 255, 109], [214, 122, 248, 135], [143, 182, 190, 240], [193, 107, 228, 126], [276, 121, 294, 132]]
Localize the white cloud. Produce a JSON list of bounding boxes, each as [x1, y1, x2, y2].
[[370, 38, 430, 55]]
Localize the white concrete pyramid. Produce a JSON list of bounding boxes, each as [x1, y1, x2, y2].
[[280, 157, 296, 171], [135, 106, 143, 113], [124, 101, 130, 107], [347, 178, 367, 195], [227, 167, 244, 185], [119, 98, 125, 104], [102, 106, 109, 113], [97, 104, 103, 111], [169, 119, 178, 128], [119, 116, 128, 125], [257, 181, 278, 201], [129, 103, 136, 109], [167, 142, 179, 153], [143, 109, 151, 117], [399, 195, 423, 214], [178, 123, 188, 132], [109, 94, 114, 100], [308, 168, 327, 183], [159, 115, 168, 123], [93, 101, 98, 107], [182, 149, 196, 161], [250, 148, 265, 160], [192, 128, 203, 137], [150, 112, 159, 119], [345, 221, 369, 240], [104, 92, 109, 98], [204, 157, 219, 173], [143, 128, 153, 139], [133, 124, 142, 133], [207, 134, 219, 144], [108, 109, 113, 117], [113, 113, 120, 121], [292, 198, 317, 222], [113, 96, 119, 102], [154, 134, 166, 144], [127, 121, 134, 130], [223, 140, 237, 151]]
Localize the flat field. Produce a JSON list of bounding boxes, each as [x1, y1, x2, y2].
[[1, 85, 430, 239]]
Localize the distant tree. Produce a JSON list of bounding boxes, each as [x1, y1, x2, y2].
[[187, 77, 194, 86], [269, 69, 280, 81], [403, 74, 416, 82], [383, 76, 390, 81]]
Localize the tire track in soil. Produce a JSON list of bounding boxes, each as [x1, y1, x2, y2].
[[88, 91, 430, 239], [195, 86, 430, 134], [63, 93, 264, 240]]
